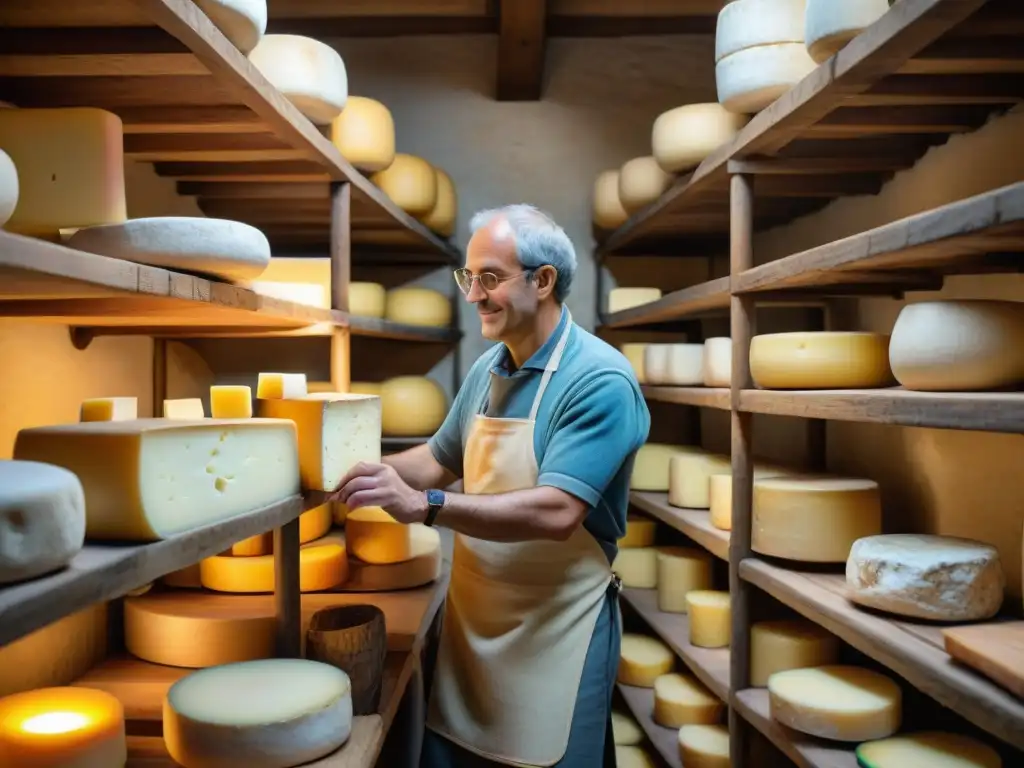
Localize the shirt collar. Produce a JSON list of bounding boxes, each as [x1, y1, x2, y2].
[[490, 304, 570, 377]]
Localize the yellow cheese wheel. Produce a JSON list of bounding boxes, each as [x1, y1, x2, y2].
[[613, 548, 657, 589], [855, 732, 1003, 768], [656, 546, 714, 613], [380, 376, 447, 436], [608, 287, 662, 314], [750, 332, 893, 389], [371, 154, 437, 215], [620, 344, 648, 384], [678, 724, 730, 768], [348, 282, 386, 318], [345, 507, 413, 565], [708, 463, 791, 531], [618, 515, 656, 548], [418, 168, 457, 237], [668, 452, 730, 509], [199, 541, 348, 593], [329, 96, 395, 173], [611, 709, 644, 746], [631, 443, 704, 492], [248, 35, 348, 125], [230, 503, 333, 557], [342, 524, 442, 591], [384, 287, 452, 327], [618, 634, 674, 687], [653, 673, 724, 728], [652, 104, 749, 173], [593, 170, 629, 230], [618, 156, 673, 214], [686, 590, 731, 648], [751, 619, 839, 687]]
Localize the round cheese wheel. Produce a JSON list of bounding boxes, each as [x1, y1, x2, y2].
[[668, 452, 730, 509], [248, 35, 348, 125], [619, 515, 657, 548], [231, 503, 332, 556], [620, 343, 648, 384], [371, 154, 437, 215], [345, 506, 413, 565], [329, 96, 395, 172], [686, 590, 731, 648], [194, 0, 267, 54], [618, 156, 673, 214], [631, 443, 705, 492], [385, 287, 452, 327], [611, 709, 644, 746], [0, 147, 18, 227], [380, 376, 447, 436], [608, 287, 662, 314], [418, 168, 457, 237], [644, 344, 705, 386], [702, 337, 732, 387], [199, 541, 349, 593], [652, 104, 749, 173], [613, 548, 658, 588], [715, 0, 808, 62], [806, 0, 891, 63], [656, 546, 713, 613], [717, 43, 818, 114], [708, 464, 790, 530], [593, 170, 629, 230], [618, 634, 673, 687], [678, 724, 730, 768], [855, 732, 1003, 768], [653, 673, 723, 728], [889, 300, 1024, 391], [347, 281, 385, 318], [342, 524, 442, 591], [750, 331, 893, 389], [67, 217, 271, 283], [750, 619, 839, 687]]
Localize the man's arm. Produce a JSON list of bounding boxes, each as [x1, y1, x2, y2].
[[383, 443, 457, 491], [432, 486, 587, 541]]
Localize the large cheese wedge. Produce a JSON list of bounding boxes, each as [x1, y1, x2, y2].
[[67, 217, 272, 283], [194, 0, 267, 54], [230, 503, 333, 556], [619, 344, 648, 384], [0, 148, 17, 227], [164, 398, 206, 420], [381, 376, 447, 436], [856, 732, 1003, 768], [687, 590, 731, 648], [248, 35, 348, 125], [0, 108, 126, 238], [344, 507, 413, 565], [668, 452, 730, 509], [750, 619, 839, 687], [608, 287, 662, 314], [652, 104, 749, 173], [889, 300, 1024, 391], [163, 659, 352, 767], [80, 397, 138, 422], [717, 43, 817, 114], [613, 547, 657, 588], [618, 634, 673, 687], [806, 0, 891, 63], [611, 709, 643, 746], [767, 666, 901, 741], [200, 539, 348, 592], [644, 343, 704, 386], [619, 515, 656, 548], [618, 156, 673, 214], [616, 746, 657, 768], [419, 168, 457, 237], [846, 534, 1004, 621], [753, 476, 881, 562], [702, 337, 732, 387], [329, 96, 395, 173], [385, 287, 452, 327], [656, 546, 713, 613], [653, 673, 724, 727], [210, 385, 253, 418], [256, 372, 307, 400], [678, 724, 730, 768], [715, 0, 808, 62], [339, 525, 442, 591], [0, 460, 86, 585], [13, 419, 299, 541], [347, 282, 386, 318], [631, 443, 703, 491], [258, 393, 381, 492], [250, 280, 328, 308], [750, 331, 893, 389], [371, 154, 437, 215], [593, 170, 629, 230]]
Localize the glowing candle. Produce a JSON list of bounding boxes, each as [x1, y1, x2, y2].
[[0, 687, 126, 767]]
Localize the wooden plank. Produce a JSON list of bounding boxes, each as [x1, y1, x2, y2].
[[616, 684, 683, 768], [640, 386, 732, 412], [350, 317, 461, 344], [629, 492, 730, 562], [601, 277, 731, 328], [496, 0, 547, 100], [124, 132, 308, 162]]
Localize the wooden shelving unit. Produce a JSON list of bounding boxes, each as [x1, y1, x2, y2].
[[628, 493, 730, 562], [617, 682, 684, 768]]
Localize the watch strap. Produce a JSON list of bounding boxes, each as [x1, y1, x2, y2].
[[424, 489, 445, 527]]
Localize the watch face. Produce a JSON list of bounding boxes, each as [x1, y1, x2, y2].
[[428, 489, 444, 506]]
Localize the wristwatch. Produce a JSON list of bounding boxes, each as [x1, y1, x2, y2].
[[424, 489, 446, 527]]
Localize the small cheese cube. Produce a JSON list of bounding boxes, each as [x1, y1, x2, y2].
[[80, 397, 138, 422], [210, 385, 253, 419], [163, 398, 205, 420], [256, 372, 308, 400]]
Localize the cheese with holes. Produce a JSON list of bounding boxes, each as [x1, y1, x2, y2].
[[201, 539, 348, 592], [806, 0, 890, 63], [751, 619, 839, 687], [753, 476, 882, 562], [0, 460, 85, 585], [248, 35, 348, 125], [703, 337, 732, 387], [419, 168, 457, 237], [329, 96, 395, 172], [345, 507, 413, 565], [13, 419, 299, 541], [669, 452, 730, 509], [0, 148, 17, 227], [750, 331, 893, 389], [0, 108, 127, 238], [631, 443, 703, 491], [619, 515, 656, 548], [256, 373, 307, 400], [687, 591, 731, 648], [618, 634, 674, 687], [645, 344, 705, 386], [653, 673, 724, 727], [250, 280, 328, 308], [593, 170, 629, 230], [381, 376, 447, 436], [611, 710, 643, 746], [618, 156, 673, 213], [709, 464, 791, 530], [855, 732, 1003, 768], [163, 564, 202, 589], [80, 397, 137, 422], [717, 44, 817, 114], [656, 546, 714, 613], [846, 534, 1004, 621], [620, 344, 648, 384], [608, 287, 662, 314], [679, 724, 730, 768], [340, 524, 442, 591], [716, 0, 808, 62], [164, 398, 205, 420], [164, 659, 353, 767], [231, 503, 333, 556], [385, 287, 452, 327], [616, 746, 657, 768], [652, 104, 749, 173], [768, 666, 901, 741], [613, 548, 657, 588], [348, 282, 386, 318], [889, 300, 1024, 391], [194, 0, 266, 53], [258, 393, 381, 492], [371, 154, 437, 215]]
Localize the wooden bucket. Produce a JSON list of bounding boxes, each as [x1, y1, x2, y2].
[[305, 604, 387, 715]]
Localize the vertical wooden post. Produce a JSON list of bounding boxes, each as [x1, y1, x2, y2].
[[273, 507, 301, 657], [152, 339, 167, 416], [330, 181, 352, 393]]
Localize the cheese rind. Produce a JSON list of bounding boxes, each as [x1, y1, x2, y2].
[[678, 724, 730, 768], [669, 452, 730, 509], [644, 344, 704, 386], [339, 524, 442, 591], [380, 377, 447, 437], [163, 398, 205, 420], [385, 287, 452, 328], [805, 0, 891, 63], [717, 43, 818, 114], [656, 546, 714, 613], [608, 287, 662, 315], [702, 337, 732, 387], [193, 0, 267, 53], [620, 344, 648, 384], [618, 634, 674, 687], [750, 331, 893, 389], [652, 104, 749, 173], [611, 710, 644, 746], [618, 515, 656, 549], [687, 591, 731, 648], [0, 148, 18, 227], [618, 156, 673, 214], [613, 548, 657, 588], [344, 507, 413, 565], [593, 170, 629, 230], [200, 540, 349, 593], [80, 397, 138, 422], [210, 385, 253, 418], [371, 154, 437, 215], [750, 619, 839, 687], [715, 0, 809, 62], [247, 35, 348, 125], [419, 168, 457, 237], [653, 673, 724, 727], [329, 96, 395, 173], [855, 731, 1003, 768]]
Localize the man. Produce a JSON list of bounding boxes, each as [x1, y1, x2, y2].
[[334, 204, 651, 767]]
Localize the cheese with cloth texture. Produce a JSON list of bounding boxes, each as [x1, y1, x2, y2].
[[611, 710, 643, 746], [613, 548, 657, 588], [193, 0, 266, 54], [652, 104, 748, 173], [618, 156, 673, 213], [329, 96, 395, 173], [80, 397, 137, 422], [247, 35, 348, 125], [855, 732, 1003, 768], [715, 0, 808, 62], [717, 43, 818, 114], [200, 540, 348, 592], [669, 452, 730, 509], [678, 724, 730, 768], [687, 591, 731, 648], [656, 546, 713, 613], [344, 507, 413, 565], [806, 0, 891, 63], [371, 154, 437, 215], [618, 634, 674, 687], [164, 398, 205, 420], [750, 619, 839, 687], [608, 287, 662, 315], [593, 170, 628, 230], [750, 331, 893, 389], [210, 385, 253, 418], [13, 419, 299, 541], [385, 287, 452, 327], [348, 282, 386, 318], [256, 372, 307, 400], [653, 673, 724, 727], [618, 515, 656, 548]]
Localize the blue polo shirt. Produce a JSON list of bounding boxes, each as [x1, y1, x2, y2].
[[428, 305, 651, 562]]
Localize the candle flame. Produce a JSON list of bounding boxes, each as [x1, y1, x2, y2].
[[20, 711, 91, 735]]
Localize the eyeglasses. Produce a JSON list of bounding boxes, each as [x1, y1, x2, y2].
[[453, 268, 532, 295]]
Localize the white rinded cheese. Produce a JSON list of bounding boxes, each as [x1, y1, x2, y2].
[[380, 376, 447, 437], [201, 539, 349, 593], [164, 398, 206, 420], [619, 515, 657, 549], [631, 443, 704, 492], [593, 170, 629, 230], [256, 372, 307, 400], [0, 148, 18, 227], [620, 343, 648, 384], [344, 507, 413, 565], [678, 724, 730, 768], [652, 104, 749, 173], [716, 0, 809, 62], [687, 590, 731, 648], [717, 43, 817, 114], [618, 156, 673, 213], [210, 385, 253, 418], [13, 419, 299, 541], [613, 547, 657, 588], [164, 659, 353, 767], [616, 746, 658, 768], [805, 0, 891, 63], [194, 0, 267, 54], [644, 344, 704, 386], [385, 287, 452, 327], [768, 665, 902, 742], [0, 460, 86, 585], [371, 154, 438, 215], [750, 619, 839, 687], [80, 397, 138, 422], [330, 96, 396, 173], [341, 524, 442, 591], [611, 710, 644, 746], [249, 280, 328, 308], [855, 732, 1003, 768], [750, 331, 893, 389], [608, 287, 662, 314], [656, 546, 713, 613], [653, 673, 724, 728], [419, 168, 457, 237], [889, 300, 1024, 391], [618, 634, 674, 687], [247, 35, 348, 125], [348, 282, 386, 318], [846, 534, 1005, 621], [702, 337, 732, 387], [0, 108, 127, 238], [669, 452, 730, 509]]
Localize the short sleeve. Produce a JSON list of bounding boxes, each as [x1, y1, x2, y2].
[[427, 350, 493, 477]]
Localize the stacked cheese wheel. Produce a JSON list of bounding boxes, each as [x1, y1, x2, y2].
[[371, 154, 459, 237], [617, 338, 732, 388], [805, 0, 892, 64], [613, 515, 658, 588]]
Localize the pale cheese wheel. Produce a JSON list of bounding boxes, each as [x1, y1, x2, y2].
[[717, 43, 818, 114], [652, 104, 749, 173], [339, 524, 442, 591], [608, 287, 662, 314], [371, 154, 437, 215], [248, 35, 348, 125], [750, 619, 839, 687], [889, 300, 1024, 391], [631, 443, 704, 492], [767, 665, 902, 742], [618, 156, 673, 214], [618, 634, 673, 687], [702, 337, 732, 387], [620, 343, 648, 384], [329, 96, 395, 173], [750, 331, 893, 389], [249, 281, 328, 308], [619, 515, 656, 548], [164, 659, 353, 767], [678, 724, 730, 768], [616, 746, 658, 768], [348, 282, 386, 318], [686, 590, 731, 648], [753, 476, 882, 562], [708, 464, 791, 530], [194, 0, 267, 54], [67, 217, 272, 283], [715, 0, 809, 62], [669, 452, 730, 509], [644, 343, 704, 386], [200, 541, 348, 593], [654, 673, 724, 728], [345, 507, 413, 565], [611, 710, 644, 746], [0, 147, 18, 227], [385, 287, 452, 327], [380, 376, 447, 436], [806, 0, 891, 63], [418, 168, 457, 237], [855, 732, 1003, 768], [656, 546, 714, 613], [613, 547, 658, 588], [593, 170, 629, 230]]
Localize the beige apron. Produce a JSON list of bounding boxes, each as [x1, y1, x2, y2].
[[425, 315, 614, 767]]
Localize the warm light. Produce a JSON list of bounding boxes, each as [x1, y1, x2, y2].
[[20, 712, 91, 735]]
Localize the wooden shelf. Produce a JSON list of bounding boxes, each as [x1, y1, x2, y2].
[[629, 493, 730, 561], [350, 317, 462, 344], [601, 278, 730, 328], [641, 386, 731, 411], [740, 558, 1024, 751], [617, 683, 682, 768]]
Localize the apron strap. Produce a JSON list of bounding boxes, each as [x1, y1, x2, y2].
[[528, 309, 573, 422]]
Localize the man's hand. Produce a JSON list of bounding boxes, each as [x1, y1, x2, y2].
[[331, 462, 428, 524]]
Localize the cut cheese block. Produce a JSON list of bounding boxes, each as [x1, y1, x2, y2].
[[256, 372, 307, 400], [616, 746, 657, 768], [618, 156, 673, 214], [593, 170, 628, 230], [0, 148, 17, 227], [753, 476, 881, 562], [230, 503, 333, 556], [715, 0, 809, 62], [611, 709, 643, 746], [943, 622, 1024, 701], [618, 634, 673, 687], [164, 659, 352, 767], [608, 287, 662, 314], [613, 547, 657, 588], [329, 96, 395, 173], [385, 287, 452, 327], [669, 452, 730, 509], [889, 300, 1024, 391], [0, 108, 126, 238], [656, 546, 713, 613], [163, 563, 202, 589], [678, 724, 730, 768], [620, 343, 648, 384], [67, 217, 272, 283], [249, 280, 328, 308], [653, 673, 723, 727], [381, 376, 447, 437], [767, 665, 902, 741], [702, 337, 732, 387], [419, 168, 457, 237], [201, 539, 348, 592], [806, 0, 891, 63], [13, 419, 299, 541], [618, 515, 656, 548], [856, 732, 1003, 768], [328, 525, 442, 591], [247, 35, 348, 125], [687, 590, 731, 648], [210, 385, 253, 418], [750, 331, 893, 389], [193, 0, 267, 53], [644, 343, 704, 386], [371, 154, 437, 215], [631, 443, 704, 492], [258, 393, 381, 492], [652, 104, 749, 173], [349, 281, 386, 318], [0, 460, 85, 585], [344, 507, 413, 565], [80, 396, 138, 422], [750, 619, 839, 687], [717, 43, 817, 114], [164, 398, 205, 420]]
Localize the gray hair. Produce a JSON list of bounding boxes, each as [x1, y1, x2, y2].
[[468, 204, 577, 302]]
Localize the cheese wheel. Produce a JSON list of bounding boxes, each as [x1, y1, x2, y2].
[[340, 524, 442, 591], [618, 156, 673, 214], [715, 0, 809, 62], [611, 709, 644, 746], [750, 619, 839, 687], [652, 104, 749, 174], [419, 168, 457, 237], [593, 170, 629, 230], [654, 673, 724, 728], [889, 300, 1024, 391], [256, 372, 307, 400], [855, 732, 1003, 768], [768, 666, 902, 742], [702, 337, 732, 387], [717, 44, 818, 114], [371, 154, 438, 215], [669, 452, 730, 509], [613, 547, 658, 588], [164, 659, 353, 767], [846, 534, 1004, 621], [380, 376, 447, 436], [346, 282, 386, 318], [385, 287, 452, 327], [248, 35, 348, 125], [618, 634, 674, 687], [329, 96, 395, 173], [806, 0, 891, 63], [619, 515, 656, 548], [200, 541, 348, 593], [616, 746, 657, 768], [249, 280, 328, 308], [750, 331, 893, 389], [656, 546, 714, 613], [80, 397, 137, 422], [345, 507, 413, 565], [678, 724, 730, 768], [687, 590, 731, 648], [230, 503, 333, 557], [708, 463, 791, 531], [164, 398, 205, 420], [193, 0, 267, 54], [631, 443, 704, 491], [0, 147, 18, 227], [608, 287, 662, 314], [620, 343, 648, 384], [209, 385, 253, 418], [644, 343, 704, 386]]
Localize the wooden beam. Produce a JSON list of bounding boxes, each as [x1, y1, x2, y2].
[[496, 0, 547, 101]]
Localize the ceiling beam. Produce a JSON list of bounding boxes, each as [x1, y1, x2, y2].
[[496, 0, 547, 100]]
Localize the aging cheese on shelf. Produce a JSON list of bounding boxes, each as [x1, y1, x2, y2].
[[13, 419, 300, 541], [889, 300, 1024, 391], [380, 376, 447, 437], [715, 0, 809, 62], [856, 731, 1003, 768], [344, 507, 413, 565], [651, 104, 749, 173], [846, 534, 1005, 621], [613, 548, 657, 588], [668, 452, 730, 509], [653, 673, 724, 728], [750, 331, 893, 389], [164, 398, 206, 420], [716, 43, 817, 114], [607, 287, 662, 315], [631, 443, 703, 492], [210, 385, 253, 418], [341, 524, 442, 591], [230, 503, 333, 557], [80, 397, 138, 422], [201, 539, 348, 593], [618, 156, 673, 214], [616, 746, 658, 768], [656, 546, 713, 613], [385, 287, 452, 327], [0, 148, 17, 227], [619, 344, 648, 384], [805, 0, 891, 63], [708, 463, 791, 530], [619, 515, 656, 549], [250, 280, 328, 308], [0, 460, 85, 585], [611, 710, 643, 746], [329, 96, 396, 173], [687, 591, 731, 648], [644, 344, 705, 386], [347, 282, 385, 318], [618, 634, 674, 687], [371, 154, 438, 216], [750, 619, 839, 687], [419, 168, 457, 237], [194, 0, 267, 53], [702, 337, 732, 387], [678, 724, 730, 768], [163, 659, 353, 768], [767, 665, 902, 742], [0, 108, 127, 238], [593, 170, 629, 230], [256, 372, 308, 400], [247, 35, 348, 125]]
